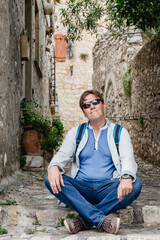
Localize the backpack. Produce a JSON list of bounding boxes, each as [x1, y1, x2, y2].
[[73, 123, 123, 162]]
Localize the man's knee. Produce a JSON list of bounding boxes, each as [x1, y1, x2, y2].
[[133, 177, 142, 198], [45, 173, 50, 189]]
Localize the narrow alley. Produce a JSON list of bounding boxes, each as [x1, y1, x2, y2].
[[0, 155, 160, 240], [0, 0, 160, 239]]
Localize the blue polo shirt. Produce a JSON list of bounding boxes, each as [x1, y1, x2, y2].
[[75, 124, 116, 181]]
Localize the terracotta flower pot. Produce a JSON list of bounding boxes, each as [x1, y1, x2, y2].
[[22, 126, 44, 156]]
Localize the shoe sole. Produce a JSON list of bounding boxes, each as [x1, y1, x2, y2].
[[115, 218, 121, 234], [64, 220, 72, 234]]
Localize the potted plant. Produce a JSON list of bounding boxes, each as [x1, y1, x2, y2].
[[20, 98, 64, 156]]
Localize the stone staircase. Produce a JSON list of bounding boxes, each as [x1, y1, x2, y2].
[[0, 156, 160, 240]]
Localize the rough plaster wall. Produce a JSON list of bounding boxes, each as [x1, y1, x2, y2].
[[93, 31, 160, 165], [0, 0, 54, 181], [54, 0, 97, 131], [0, 0, 24, 179], [93, 31, 143, 121], [32, 0, 52, 120], [131, 35, 160, 165]]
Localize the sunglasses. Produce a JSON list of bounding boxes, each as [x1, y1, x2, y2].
[[82, 99, 102, 109]]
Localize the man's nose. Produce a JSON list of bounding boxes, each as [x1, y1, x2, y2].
[[90, 103, 95, 108]]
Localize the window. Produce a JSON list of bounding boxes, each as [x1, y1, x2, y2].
[[55, 34, 66, 62]]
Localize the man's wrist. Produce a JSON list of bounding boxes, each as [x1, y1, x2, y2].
[[121, 174, 133, 180]]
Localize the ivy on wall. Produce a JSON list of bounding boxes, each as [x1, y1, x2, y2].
[[138, 115, 144, 128], [122, 69, 132, 96]]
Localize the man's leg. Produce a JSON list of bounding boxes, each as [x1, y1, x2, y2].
[[45, 174, 106, 229], [95, 177, 142, 216], [45, 174, 142, 231]]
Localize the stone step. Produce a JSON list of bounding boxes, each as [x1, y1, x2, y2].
[[1, 201, 160, 229], [0, 228, 160, 240]]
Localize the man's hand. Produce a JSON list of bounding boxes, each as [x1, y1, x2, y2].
[[117, 179, 133, 201], [48, 165, 65, 194]]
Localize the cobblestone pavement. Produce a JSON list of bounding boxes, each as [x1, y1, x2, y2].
[[0, 156, 160, 240]]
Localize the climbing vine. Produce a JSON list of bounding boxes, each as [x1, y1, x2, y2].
[[80, 53, 88, 61], [122, 69, 132, 96], [138, 115, 144, 127]]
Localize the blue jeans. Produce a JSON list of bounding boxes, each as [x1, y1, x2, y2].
[[45, 174, 142, 229]]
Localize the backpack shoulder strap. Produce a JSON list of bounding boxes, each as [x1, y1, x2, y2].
[[113, 124, 123, 156], [73, 123, 87, 162]]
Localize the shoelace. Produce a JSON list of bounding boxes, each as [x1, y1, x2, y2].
[[74, 219, 83, 229], [103, 219, 112, 229]]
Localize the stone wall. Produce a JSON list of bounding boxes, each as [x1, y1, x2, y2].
[[92, 32, 160, 165], [0, 0, 54, 181], [54, 0, 96, 131], [131, 34, 160, 165], [93, 31, 143, 121], [0, 0, 24, 180]]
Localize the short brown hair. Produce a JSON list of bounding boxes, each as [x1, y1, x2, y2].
[[79, 89, 104, 109]]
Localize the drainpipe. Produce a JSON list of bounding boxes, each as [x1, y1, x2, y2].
[[43, 0, 53, 15], [43, 0, 55, 34]]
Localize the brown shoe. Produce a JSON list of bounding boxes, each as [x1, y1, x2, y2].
[[64, 218, 85, 234], [101, 217, 121, 234]]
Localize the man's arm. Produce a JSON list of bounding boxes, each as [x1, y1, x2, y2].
[[47, 126, 78, 193], [117, 178, 133, 201], [48, 165, 65, 194], [119, 128, 137, 180], [48, 126, 78, 172], [117, 127, 136, 201]]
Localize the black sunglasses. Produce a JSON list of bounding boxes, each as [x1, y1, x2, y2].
[[82, 99, 102, 109]]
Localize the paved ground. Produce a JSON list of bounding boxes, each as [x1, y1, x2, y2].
[[0, 156, 160, 240]]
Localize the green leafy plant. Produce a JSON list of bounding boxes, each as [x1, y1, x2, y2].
[[20, 155, 27, 168], [0, 226, 8, 234], [80, 53, 88, 62], [20, 98, 64, 152], [138, 115, 144, 127], [32, 220, 41, 225], [28, 228, 48, 235], [122, 69, 132, 96], [57, 218, 64, 226], [60, 0, 160, 42], [54, 0, 61, 4], [57, 213, 78, 226], [66, 213, 78, 219], [0, 200, 18, 206]]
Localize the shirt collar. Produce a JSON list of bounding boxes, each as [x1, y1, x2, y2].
[[88, 119, 108, 130]]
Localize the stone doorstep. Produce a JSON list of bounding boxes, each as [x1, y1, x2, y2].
[[34, 204, 160, 225], [0, 205, 34, 227], [1, 234, 160, 240], [86, 235, 160, 240], [142, 205, 160, 224], [1, 204, 160, 229]]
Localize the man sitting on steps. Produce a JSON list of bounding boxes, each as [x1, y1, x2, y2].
[[45, 89, 142, 234]]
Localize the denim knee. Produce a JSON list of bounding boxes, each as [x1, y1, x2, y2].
[[45, 173, 50, 189], [133, 177, 142, 198]]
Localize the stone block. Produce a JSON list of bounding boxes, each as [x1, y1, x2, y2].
[[142, 205, 160, 224], [116, 206, 134, 224], [29, 236, 52, 240], [25, 155, 44, 168], [87, 235, 121, 240], [126, 234, 160, 240], [8, 207, 18, 226], [60, 236, 78, 240]]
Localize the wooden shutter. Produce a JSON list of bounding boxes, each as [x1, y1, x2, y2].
[[55, 34, 66, 62]]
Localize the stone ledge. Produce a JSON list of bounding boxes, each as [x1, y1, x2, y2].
[[142, 205, 160, 224]]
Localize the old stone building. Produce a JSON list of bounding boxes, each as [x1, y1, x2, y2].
[[53, 0, 96, 130], [0, 0, 55, 181], [93, 32, 160, 165]]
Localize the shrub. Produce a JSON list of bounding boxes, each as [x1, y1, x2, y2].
[[20, 98, 64, 152]]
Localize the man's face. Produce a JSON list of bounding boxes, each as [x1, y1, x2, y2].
[[82, 94, 105, 122]]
